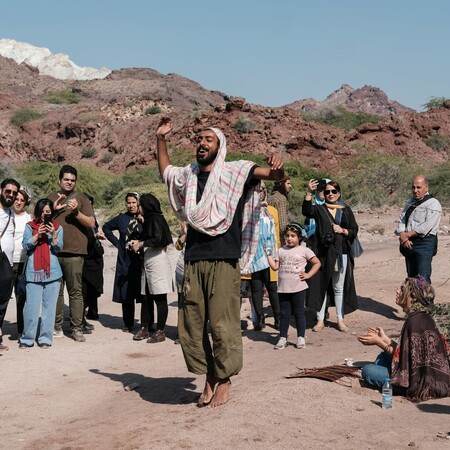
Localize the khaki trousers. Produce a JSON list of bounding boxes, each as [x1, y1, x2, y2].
[[178, 260, 243, 379], [55, 255, 85, 331]]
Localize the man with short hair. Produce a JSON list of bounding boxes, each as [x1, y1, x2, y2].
[[268, 175, 291, 244], [396, 174, 441, 284], [0, 178, 20, 350], [156, 119, 284, 408], [48, 165, 95, 342]]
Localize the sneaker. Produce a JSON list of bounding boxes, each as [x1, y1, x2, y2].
[[295, 336, 306, 349], [19, 343, 33, 349], [82, 325, 93, 334], [71, 330, 86, 342], [83, 321, 95, 331], [274, 337, 287, 350], [133, 327, 150, 341], [146, 330, 166, 343], [38, 343, 51, 349], [53, 329, 64, 338]]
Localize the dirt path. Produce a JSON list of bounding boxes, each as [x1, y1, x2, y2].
[[1, 209, 449, 449]]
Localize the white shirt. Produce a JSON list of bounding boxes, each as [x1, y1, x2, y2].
[[13, 212, 31, 263], [0, 207, 15, 265]]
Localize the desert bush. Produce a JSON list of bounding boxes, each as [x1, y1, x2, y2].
[[338, 152, 420, 208], [47, 89, 80, 105], [426, 134, 450, 152], [422, 97, 449, 111], [10, 108, 43, 127], [16, 162, 113, 208], [100, 152, 114, 164], [234, 116, 257, 133], [427, 161, 450, 207], [81, 147, 97, 159], [145, 105, 162, 115], [302, 106, 382, 130]]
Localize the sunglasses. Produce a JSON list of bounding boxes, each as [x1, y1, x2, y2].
[[3, 189, 18, 196], [324, 189, 338, 195]]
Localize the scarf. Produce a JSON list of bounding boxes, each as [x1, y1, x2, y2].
[[126, 214, 140, 243], [391, 311, 450, 402], [28, 219, 60, 282], [163, 127, 260, 272]]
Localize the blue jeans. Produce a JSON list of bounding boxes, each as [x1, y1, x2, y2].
[[21, 280, 61, 347], [404, 234, 436, 284], [361, 351, 392, 390]]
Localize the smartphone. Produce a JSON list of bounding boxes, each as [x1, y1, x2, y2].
[[44, 214, 52, 225]]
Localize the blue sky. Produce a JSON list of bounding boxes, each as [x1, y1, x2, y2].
[[1, 0, 449, 111]]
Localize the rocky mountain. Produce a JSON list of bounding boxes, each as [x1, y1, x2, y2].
[[285, 84, 415, 116], [0, 44, 449, 175]]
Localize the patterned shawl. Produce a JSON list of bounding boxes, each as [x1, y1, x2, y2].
[[163, 127, 260, 272], [391, 311, 450, 402]]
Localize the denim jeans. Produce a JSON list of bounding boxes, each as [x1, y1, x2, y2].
[[318, 254, 348, 320], [404, 234, 436, 284], [21, 279, 61, 346], [361, 351, 392, 390]]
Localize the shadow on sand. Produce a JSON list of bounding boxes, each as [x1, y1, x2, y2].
[[416, 403, 450, 415], [90, 368, 198, 405], [357, 296, 403, 321]]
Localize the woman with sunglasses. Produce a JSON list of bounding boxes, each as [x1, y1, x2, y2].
[[302, 179, 359, 332]]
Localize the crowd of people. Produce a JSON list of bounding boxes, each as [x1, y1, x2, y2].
[[0, 119, 448, 408]]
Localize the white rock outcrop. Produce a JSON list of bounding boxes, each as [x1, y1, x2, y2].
[[0, 38, 111, 80]]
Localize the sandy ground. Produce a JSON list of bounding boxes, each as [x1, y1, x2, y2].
[[1, 207, 450, 450]]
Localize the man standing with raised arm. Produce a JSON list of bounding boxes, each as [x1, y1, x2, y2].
[[396, 174, 441, 284], [156, 118, 284, 408], [48, 165, 95, 342]]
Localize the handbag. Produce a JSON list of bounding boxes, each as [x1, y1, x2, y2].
[[16, 255, 28, 296], [351, 236, 364, 258], [0, 211, 14, 285]]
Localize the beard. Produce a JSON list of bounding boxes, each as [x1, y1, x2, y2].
[[196, 148, 218, 167], [0, 194, 13, 208]]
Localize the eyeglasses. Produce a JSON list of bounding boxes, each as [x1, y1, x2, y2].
[[324, 189, 338, 195]]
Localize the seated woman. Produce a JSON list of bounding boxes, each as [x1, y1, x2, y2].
[[358, 276, 450, 402]]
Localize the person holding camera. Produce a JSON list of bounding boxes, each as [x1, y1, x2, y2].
[[302, 179, 359, 332], [19, 199, 63, 349]]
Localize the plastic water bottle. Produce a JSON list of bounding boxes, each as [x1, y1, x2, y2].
[[381, 377, 393, 410]]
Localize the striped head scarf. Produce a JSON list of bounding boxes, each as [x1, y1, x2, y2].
[[163, 127, 260, 272]]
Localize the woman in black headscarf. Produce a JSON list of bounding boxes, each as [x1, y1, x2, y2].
[[129, 193, 174, 343]]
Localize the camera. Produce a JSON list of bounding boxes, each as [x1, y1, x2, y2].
[[321, 232, 335, 247]]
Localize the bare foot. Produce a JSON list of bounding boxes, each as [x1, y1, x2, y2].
[[207, 378, 231, 408], [197, 374, 217, 407]]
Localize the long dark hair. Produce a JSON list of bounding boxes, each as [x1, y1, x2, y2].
[[139, 193, 172, 248], [34, 198, 55, 221]]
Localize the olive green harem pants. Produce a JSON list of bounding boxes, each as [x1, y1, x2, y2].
[[178, 260, 243, 379]]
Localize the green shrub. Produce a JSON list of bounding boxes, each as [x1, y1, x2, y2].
[[234, 115, 257, 133], [426, 134, 450, 152], [47, 89, 80, 105], [100, 152, 114, 164], [81, 147, 97, 159], [428, 161, 450, 206], [302, 106, 382, 130], [10, 108, 43, 127], [145, 105, 162, 115], [422, 97, 449, 111], [16, 162, 113, 208], [338, 151, 420, 208]]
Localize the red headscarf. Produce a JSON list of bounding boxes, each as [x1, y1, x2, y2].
[[28, 218, 60, 281]]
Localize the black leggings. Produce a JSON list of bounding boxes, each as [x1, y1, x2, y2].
[[279, 290, 306, 338], [141, 293, 168, 331], [250, 268, 280, 318]]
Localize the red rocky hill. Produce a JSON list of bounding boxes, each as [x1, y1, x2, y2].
[[1, 55, 449, 174]]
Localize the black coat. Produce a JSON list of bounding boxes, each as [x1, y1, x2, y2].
[[302, 199, 359, 314], [103, 213, 143, 303]]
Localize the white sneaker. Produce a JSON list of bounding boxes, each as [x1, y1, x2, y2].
[[53, 329, 64, 338], [274, 337, 287, 350], [295, 336, 306, 349]]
